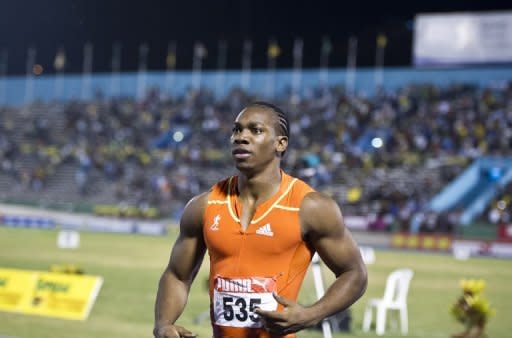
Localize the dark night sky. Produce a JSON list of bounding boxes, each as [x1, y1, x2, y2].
[[0, 0, 510, 75]]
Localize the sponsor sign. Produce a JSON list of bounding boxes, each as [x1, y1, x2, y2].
[[0, 268, 102, 320], [1, 213, 167, 236], [414, 11, 512, 66], [391, 233, 452, 251]]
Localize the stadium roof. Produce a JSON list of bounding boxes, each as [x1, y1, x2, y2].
[[0, 0, 510, 75]]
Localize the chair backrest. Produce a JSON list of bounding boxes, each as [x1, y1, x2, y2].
[[382, 268, 414, 306], [360, 246, 376, 265]]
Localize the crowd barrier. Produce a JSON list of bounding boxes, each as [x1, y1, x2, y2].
[[0, 204, 167, 236], [390, 232, 512, 258], [2, 66, 511, 105]]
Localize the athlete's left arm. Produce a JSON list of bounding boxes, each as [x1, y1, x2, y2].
[[255, 191, 367, 335]]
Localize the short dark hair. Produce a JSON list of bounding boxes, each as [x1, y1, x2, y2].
[[248, 101, 289, 141]]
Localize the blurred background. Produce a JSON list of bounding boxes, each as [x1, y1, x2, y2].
[[0, 1, 512, 338]]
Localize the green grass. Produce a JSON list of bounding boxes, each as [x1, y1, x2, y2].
[[0, 226, 511, 338]]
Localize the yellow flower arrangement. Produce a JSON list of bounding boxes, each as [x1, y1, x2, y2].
[[450, 279, 494, 338], [460, 279, 486, 295]]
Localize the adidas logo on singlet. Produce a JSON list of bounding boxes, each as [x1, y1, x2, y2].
[[255, 223, 273, 237]]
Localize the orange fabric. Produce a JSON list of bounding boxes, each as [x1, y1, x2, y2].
[[203, 172, 315, 338]]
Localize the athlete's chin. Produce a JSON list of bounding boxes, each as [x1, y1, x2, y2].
[[234, 160, 255, 172], [234, 162, 253, 171]]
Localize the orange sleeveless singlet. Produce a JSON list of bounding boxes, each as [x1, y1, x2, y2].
[[203, 171, 315, 338]]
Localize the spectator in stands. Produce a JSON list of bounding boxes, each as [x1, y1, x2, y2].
[[0, 81, 510, 229]]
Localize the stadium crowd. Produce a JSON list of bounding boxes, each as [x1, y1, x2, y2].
[[486, 181, 512, 225], [0, 81, 511, 234]]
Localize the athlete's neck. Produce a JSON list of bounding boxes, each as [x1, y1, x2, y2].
[[237, 165, 282, 204]]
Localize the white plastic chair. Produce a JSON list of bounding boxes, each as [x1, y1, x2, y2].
[[362, 268, 414, 336], [359, 246, 376, 265]]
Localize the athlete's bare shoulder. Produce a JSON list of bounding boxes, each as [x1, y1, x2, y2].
[[185, 191, 210, 212], [179, 190, 211, 235], [299, 191, 345, 237]]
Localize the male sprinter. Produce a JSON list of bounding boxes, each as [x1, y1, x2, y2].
[[154, 102, 367, 337]]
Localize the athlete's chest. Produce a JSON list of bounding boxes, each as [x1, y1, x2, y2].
[[203, 206, 302, 258]]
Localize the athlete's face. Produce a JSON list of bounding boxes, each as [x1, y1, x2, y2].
[[230, 107, 287, 172]]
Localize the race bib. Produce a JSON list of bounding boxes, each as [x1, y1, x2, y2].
[[213, 276, 278, 328]]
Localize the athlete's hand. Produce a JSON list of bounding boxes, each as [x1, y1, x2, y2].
[[153, 324, 197, 338], [254, 292, 316, 335]]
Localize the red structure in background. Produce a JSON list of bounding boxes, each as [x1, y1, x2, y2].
[[498, 223, 512, 242]]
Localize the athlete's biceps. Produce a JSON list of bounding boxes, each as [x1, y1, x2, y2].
[[169, 235, 205, 281], [314, 232, 357, 275]]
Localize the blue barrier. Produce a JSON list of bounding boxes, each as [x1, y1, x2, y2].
[[429, 157, 512, 225], [1, 215, 55, 229], [1, 66, 511, 106], [0, 213, 167, 235]]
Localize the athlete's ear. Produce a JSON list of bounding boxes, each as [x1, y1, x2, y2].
[[276, 136, 288, 153]]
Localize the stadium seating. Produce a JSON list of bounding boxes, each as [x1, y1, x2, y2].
[[1, 81, 511, 231]]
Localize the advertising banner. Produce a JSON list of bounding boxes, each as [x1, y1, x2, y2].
[[414, 11, 512, 66], [0, 268, 102, 320]]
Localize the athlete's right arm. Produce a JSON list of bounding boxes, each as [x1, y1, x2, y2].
[[153, 192, 209, 338]]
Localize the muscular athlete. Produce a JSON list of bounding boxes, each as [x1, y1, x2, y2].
[[154, 102, 367, 338]]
